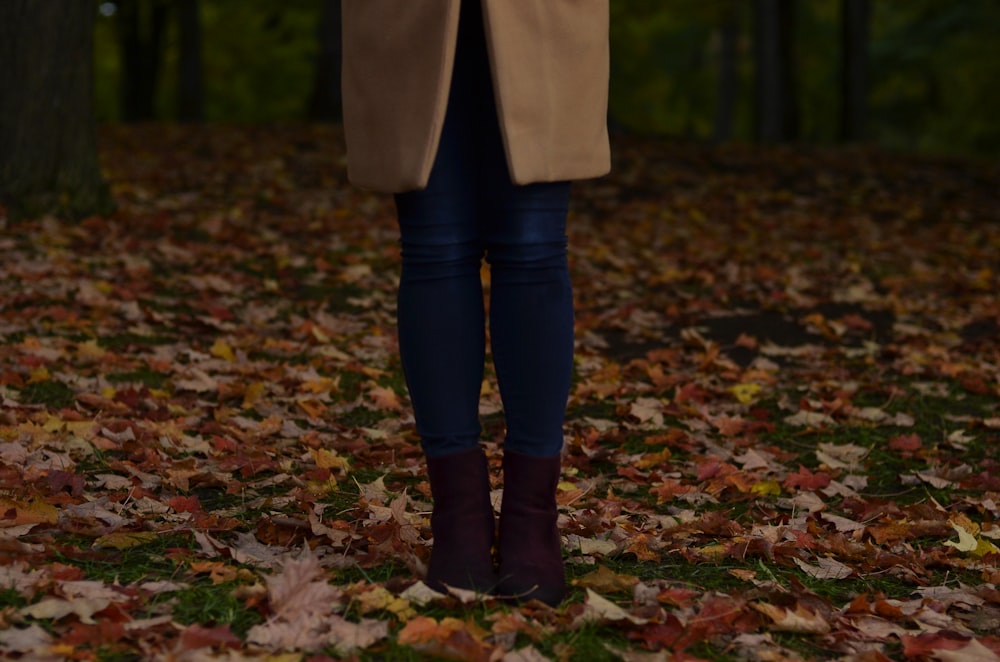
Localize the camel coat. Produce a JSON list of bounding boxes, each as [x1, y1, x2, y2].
[[341, 0, 611, 193]]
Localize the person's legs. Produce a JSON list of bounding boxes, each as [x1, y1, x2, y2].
[[479, 105, 574, 607], [483, 180, 574, 458], [392, 0, 496, 592], [394, 0, 490, 460]]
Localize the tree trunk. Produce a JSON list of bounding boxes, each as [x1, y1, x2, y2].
[[308, 0, 343, 121], [118, 0, 168, 122], [753, 0, 799, 142], [177, 0, 204, 122], [0, 0, 113, 220], [713, 8, 740, 143], [839, 0, 869, 142]]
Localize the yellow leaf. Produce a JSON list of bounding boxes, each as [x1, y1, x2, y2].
[[573, 565, 640, 593], [92, 531, 159, 550], [699, 544, 730, 560], [300, 377, 338, 394], [0, 498, 58, 526], [76, 340, 106, 360], [94, 280, 114, 295], [945, 521, 1000, 557], [368, 385, 402, 411], [42, 415, 64, 432], [210, 339, 236, 362], [297, 399, 327, 419], [28, 367, 51, 383], [311, 448, 350, 471], [101, 386, 117, 399], [751, 480, 782, 497], [356, 586, 416, 620], [974, 538, 1000, 558], [243, 382, 265, 408], [730, 382, 762, 404]]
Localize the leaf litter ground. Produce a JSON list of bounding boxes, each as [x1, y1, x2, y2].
[[1, 125, 999, 661]]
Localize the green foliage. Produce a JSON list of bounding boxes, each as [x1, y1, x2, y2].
[[89, 0, 1000, 156], [605, 0, 1000, 156], [94, 0, 321, 122]]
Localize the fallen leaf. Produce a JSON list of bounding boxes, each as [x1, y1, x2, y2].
[[575, 589, 649, 626], [573, 565, 640, 594], [92, 531, 159, 550], [793, 556, 854, 580], [21, 597, 111, 624], [753, 602, 831, 634]]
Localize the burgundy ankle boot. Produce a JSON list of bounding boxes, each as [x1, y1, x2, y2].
[[497, 449, 566, 606], [424, 446, 498, 592]]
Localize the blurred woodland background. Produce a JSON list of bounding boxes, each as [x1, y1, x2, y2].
[[2, 0, 999, 220], [86, 0, 1000, 155]]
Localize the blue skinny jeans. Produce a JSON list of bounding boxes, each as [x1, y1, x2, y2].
[[394, 0, 573, 459]]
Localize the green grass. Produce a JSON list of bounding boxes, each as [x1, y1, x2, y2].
[[167, 582, 264, 636], [106, 367, 169, 388], [100, 332, 177, 351], [17, 380, 76, 408], [53, 533, 193, 585], [0, 588, 28, 609]]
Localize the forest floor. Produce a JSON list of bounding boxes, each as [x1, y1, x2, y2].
[[1, 125, 999, 661]]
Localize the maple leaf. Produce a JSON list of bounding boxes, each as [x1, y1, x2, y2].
[[368, 384, 403, 411], [397, 616, 491, 662], [264, 552, 342, 619], [783, 465, 832, 491]]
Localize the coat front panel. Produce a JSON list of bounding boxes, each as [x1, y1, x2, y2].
[[342, 0, 610, 193]]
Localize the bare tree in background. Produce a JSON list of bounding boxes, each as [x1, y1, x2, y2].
[[753, 0, 799, 142], [177, 0, 204, 122], [713, 3, 741, 143], [308, 0, 343, 121], [840, 0, 870, 142], [0, 0, 113, 220], [117, 0, 169, 121]]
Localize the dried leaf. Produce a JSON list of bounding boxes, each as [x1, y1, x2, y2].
[[21, 597, 110, 624], [92, 531, 159, 550], [576, 589, 649, 625], [753, 602, 831, 634], [793, 556, 854, 580], [573, 565, 640, 594]]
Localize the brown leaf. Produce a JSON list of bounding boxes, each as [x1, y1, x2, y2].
[[573, 565, 640, 594], [753, 602, 831, 634], [397, 616, 491, 662]]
